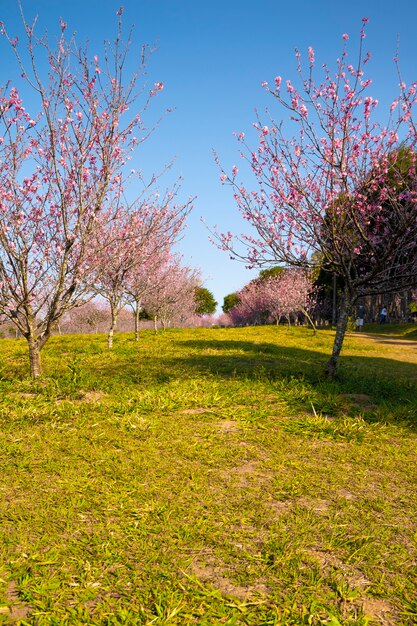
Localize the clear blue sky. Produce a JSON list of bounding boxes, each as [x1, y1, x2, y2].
[[1, 0, 417, 312]]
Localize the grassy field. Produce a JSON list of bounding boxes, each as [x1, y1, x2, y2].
[[0, 324, 417, 625]]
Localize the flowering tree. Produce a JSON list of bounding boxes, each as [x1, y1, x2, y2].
[[228, 269, 315, 328], [0, 8, 165, 377], [228, 280, 269, 326], [125, 251, 166, 341], [61, 301, 108, 334], [262, 270, 316, 330], [216, 21, 417, 377], [91, 190, 191, 348], [142, 255, 200, 331]]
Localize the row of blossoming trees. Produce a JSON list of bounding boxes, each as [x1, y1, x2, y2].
[[0, 8, 200, 377], [223, 269, 317, 331]]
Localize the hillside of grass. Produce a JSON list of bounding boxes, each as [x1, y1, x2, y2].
[[1, 325, 417, 625]]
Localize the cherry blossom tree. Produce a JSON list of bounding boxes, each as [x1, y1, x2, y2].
[[0, 7, 165, 377], [142, 255, 200, 331], [125, 251, 166, 341], [215, 21, 417, 377], [61, 301, 108, 334], [91, 191, 191, 348], [262, 270, 316, 330], [228, 269, 315, 329], [228, 280, 269, 326]]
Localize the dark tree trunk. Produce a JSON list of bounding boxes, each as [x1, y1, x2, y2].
[[325, 289, 353, 379], [28, 338, 42, 378], [332, 273, 338, 326]]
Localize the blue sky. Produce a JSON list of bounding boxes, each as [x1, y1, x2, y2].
[[1, 0, 417, 312]]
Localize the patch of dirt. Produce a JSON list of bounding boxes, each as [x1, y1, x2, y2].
[[265, 499, 292, 516], [338, 488, 357, 500], [217, 420, 240, 433], [5, 581, 32, 622], [9, 392, 37, 399], [81, 390, 106, 403], [227, 404, 257, 410], [379, 339, 417, 347], [225, 461, 273, 488], [340, 393, 377, 411], [307, 549, 371, 589], [360, 333, 417, 347], [189, 556, 269, 599], [361, 597, 398, 625], [181, 407, 213, 415], [296, 497, 330, 515]]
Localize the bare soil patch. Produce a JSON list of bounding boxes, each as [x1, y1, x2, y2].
[[181, 407, 213, 415], [216, 419, 240, 433], [340, 393, 377, 411], [5, 581, 32, 622], [296, 497, 330, 514], [307, 549, 371, 589], [189, 555, 269, 599], [264, 499, 292, 516], [81, 390, 106, 403], [361, 597, 398, 625]]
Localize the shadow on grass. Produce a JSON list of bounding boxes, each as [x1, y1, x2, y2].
[[89, 335, 417, 427], [3, 332, 417, 430], [360, 323, 417, 339], [169, 338, 417, 427], [173, 337, 417, 387]]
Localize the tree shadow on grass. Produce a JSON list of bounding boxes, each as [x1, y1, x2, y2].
[[174, 338, 416, 383], [4, 333, 417, 430], [165, 338, 417, 429]]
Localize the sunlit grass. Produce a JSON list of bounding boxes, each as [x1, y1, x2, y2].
[[0, 325, 416, 624]]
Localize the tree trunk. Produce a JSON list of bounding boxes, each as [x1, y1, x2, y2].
[[153, 316, 158, 335], [301, 307, 317, 336], [28, 338, 42, 378], [325, 290, 352, 379], [134, 303, 140, 341], [108, 305, 118, 349], [332, 273, 338, 326]]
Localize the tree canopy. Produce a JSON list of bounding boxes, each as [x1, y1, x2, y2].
[[194, 287, 217, 316]]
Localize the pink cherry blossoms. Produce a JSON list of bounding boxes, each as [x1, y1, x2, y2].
[[228, 270, 316, 330], [0, 9, 183, 376], [90, 190, 192, 348], [215, 21, 417, 377]]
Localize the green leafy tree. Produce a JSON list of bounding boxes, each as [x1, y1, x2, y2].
[[194, 287, 217, 316], [222, 292, 240, 313], [258, 267, 285, 282]]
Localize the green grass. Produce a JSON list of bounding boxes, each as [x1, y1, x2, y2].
[[0, 325, 417, 625]]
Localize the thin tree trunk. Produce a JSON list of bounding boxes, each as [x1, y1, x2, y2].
[[153, 316, 158, 335], [108, 304, 118, 349], [28, 338, 42, 378], [134, 303, 140, 341], [332, 273, 338, 326], [325, 290, 352, 379], [301, 307, 317, 335]]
